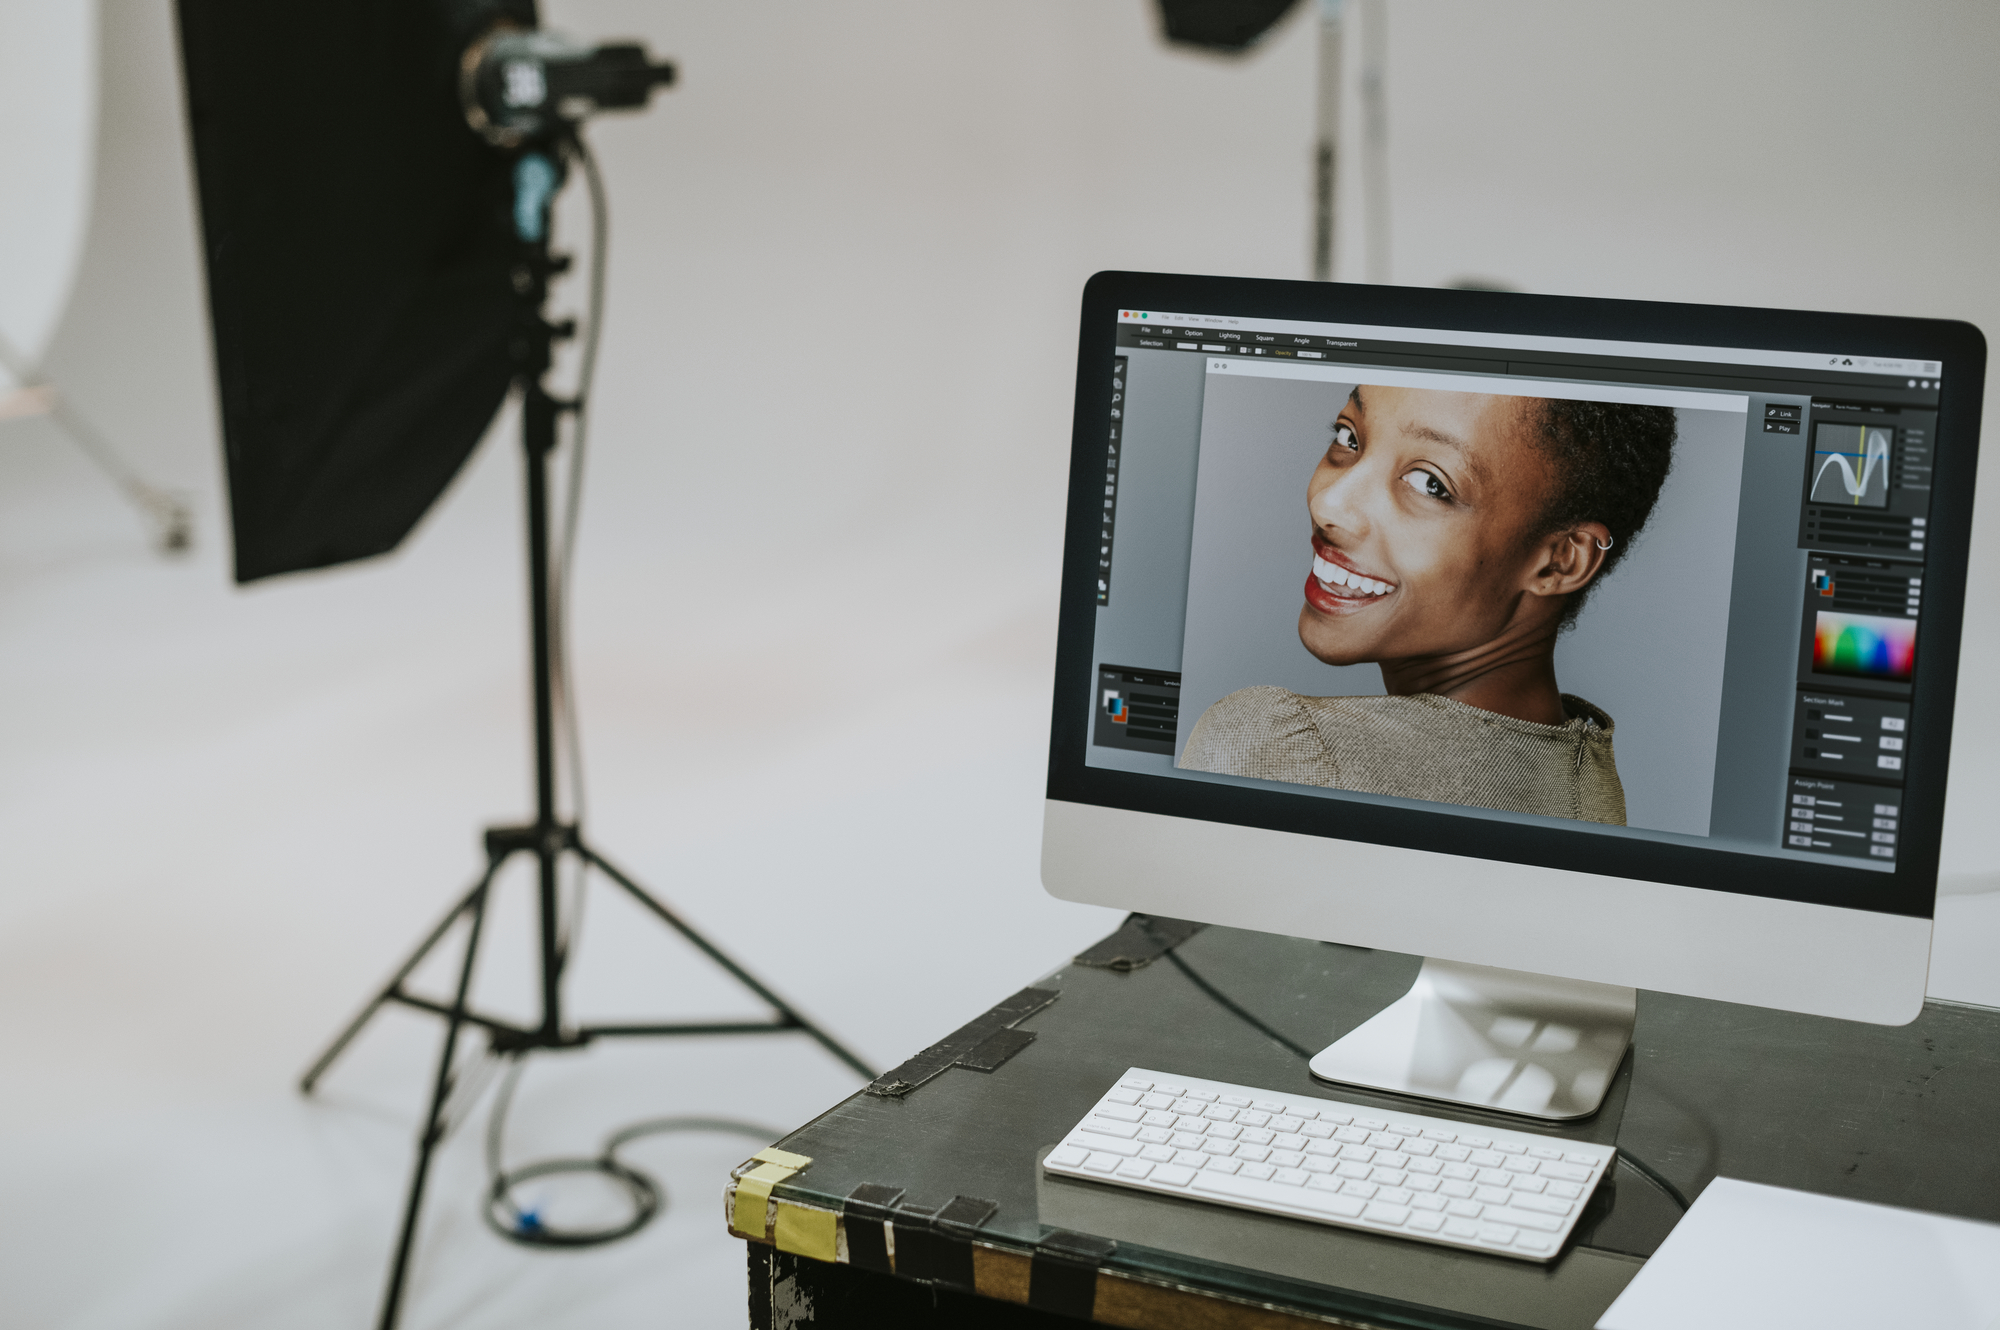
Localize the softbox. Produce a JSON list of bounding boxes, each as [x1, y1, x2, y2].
[[177, 0, 534, 582]]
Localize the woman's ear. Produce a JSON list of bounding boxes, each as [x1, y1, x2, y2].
[[1528, 523, 1612, 598]]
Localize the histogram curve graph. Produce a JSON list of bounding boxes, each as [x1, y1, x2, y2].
[[1810, 424, 1891, 508]]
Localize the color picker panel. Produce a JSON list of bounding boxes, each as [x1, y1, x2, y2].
[[1814, 611, 1916, 682]]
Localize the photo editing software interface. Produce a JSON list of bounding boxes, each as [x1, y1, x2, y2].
[[1086, 309, 1948, 874]]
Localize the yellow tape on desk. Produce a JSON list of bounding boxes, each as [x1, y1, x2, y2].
[[729, 1148, 816, 1241], [773, 1201, 838, 1262]]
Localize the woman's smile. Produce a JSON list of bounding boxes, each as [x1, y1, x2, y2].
[[1305, 534, 1398, 615]]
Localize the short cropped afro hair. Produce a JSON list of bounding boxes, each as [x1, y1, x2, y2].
[[1525, 400, 1677, 627]]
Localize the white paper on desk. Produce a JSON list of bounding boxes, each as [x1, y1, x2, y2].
[[1597, 1177, 2000, 1330]]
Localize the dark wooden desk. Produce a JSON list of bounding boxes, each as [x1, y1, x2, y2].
[[727, 919, 2000, 1329]]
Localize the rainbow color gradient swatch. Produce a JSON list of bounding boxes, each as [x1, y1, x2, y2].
[[1814, 611, 1917, 682]]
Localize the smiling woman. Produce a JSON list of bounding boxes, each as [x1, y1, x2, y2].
[[1177, 385, 1676, 826]]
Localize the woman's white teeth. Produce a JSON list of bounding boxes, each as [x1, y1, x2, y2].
[[1313, 554, 1393, 596]]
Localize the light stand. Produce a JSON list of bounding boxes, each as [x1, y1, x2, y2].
[[298, 135, 873, 1330]]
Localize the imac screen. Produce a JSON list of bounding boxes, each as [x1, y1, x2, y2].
[[1078, 300, 1962, 910]]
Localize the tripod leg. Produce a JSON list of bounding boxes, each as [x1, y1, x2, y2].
[[299, 850, 509, 1095], [577, 843, 877, 1080], [376, 874, 493, 1330]]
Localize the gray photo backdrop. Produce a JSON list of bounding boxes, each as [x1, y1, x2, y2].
[[1176, 372, 1747, 837]]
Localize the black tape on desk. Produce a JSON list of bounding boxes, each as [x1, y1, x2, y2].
[[888, 1196, 987, 1288], [1031, 1231, 1116, 1319], [867, 986, 1058, 1097], [1072, 913, 1206, 972], [841, 1183, 903, 1273]]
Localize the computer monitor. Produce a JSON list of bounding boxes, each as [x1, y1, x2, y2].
[[1041, 272, 1985, 1121]]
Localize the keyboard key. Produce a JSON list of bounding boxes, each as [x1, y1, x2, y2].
[[1272, 1134, 1307, 1152], [1407, 1175, 1441, 1193], [1138, 1093, 1174, 1110], [1048, 1145, 1088, 1167], [1530, 1147, 1562, 1161], [1083, 1152, 1119, 1172], [1206, 1122, 1242, 1140], [1460, 1136, 1492, 1148], [1203, 1106, 1239, 1123], [1172, 1099, 1204, 1115], [1368, 1132, 1405, 1150], [1220, 1094, 1253, 1108], [1140, 1145, 1176, 1163], [1239, 1128, 1275, 1146], [1207, 1157, 1242, 1175], [1140, 1112, 1175, 1129], [1469, 1150, 1504, 1168], [1406, 1158, 1443, 1176], [1300, 1123, 1334, 1140], [1239, 1163, 1275, 1180], [1079, 1134, 1142, 1157], [1364, 1203, 1411, 1226], [1304, 1173, 1343, 1193], [1154, 1083, 1187, 1097], [1375, 1152, 1410, 1170], [1170, 1132, 1205, 1150], [1512, 1193, 1575, 1216], [1377, 1187, 1413, 1205], [1547, 1181, 1584, 1200], [1271, 1168, 1309, 1186], [1390, 1122, 1425, 1136], [1317, 1111, 1354, 1126], [1152, 1164, 1195, 1187], [1515, 1234, 1553, 1253], [1564, 1152, 1597, 1165], [1339, 1145, 1375, 1163], [1235, 1145, 1271, 1163], [1371, 1168, 1408, 1186], [1115, 1159, 1153, 1179], [1341, 1180, 1378, 1200], [1088, 1119, 1141, 1139], [1334, 1127, 1371, 1145], [1301, 1156, 1335, 1174], [1476, 1169, 1511, 1186], [1437, 1145, 1472, 1163], [1402, 1140, 1436, 1157], [1439, 1180, 1476, 1199], [1409, 1212, 1445, 1232], [1186, 1090, 1219, 1103], [1335, 1162, 1373, 1180], [1410, 1193, 1447, 1212], [1304, 1141, 1340, 1160], [1496, 1208, 1562, 1233], [1476, 1224, 1519, 1247], [1541, 1162, 1592, 1182], [1097, 1104, 1145, 1123], [1106, 1089, 1143, 1106], [1173, 1150, 1208, 1169], [1271, 1117, 1303, 1134], [1503, 1157, 1539, 1174], [1119, 1078, 1153, 1091], [1201, 1139, 1238, 1156], [1355, 1117, 1389, 1131], [1237, 1111, 1271, 1129], [1252, 1100, 1286, 1114], [1509, 1175, 1546, 1193], [1174, 1115, 1207, 1132], [1422, 1129, 1458, 1143], [1270, 1149, 1304, 1167], [1475, 1186, 1513, 1205], [1446, 1199, 1482, 1218], [1493, 1141, 1526, 1155], [1443, 1219, 1479, 1239]]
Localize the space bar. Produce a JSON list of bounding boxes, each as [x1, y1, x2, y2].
[[1192, 1172, 1364, 1218]]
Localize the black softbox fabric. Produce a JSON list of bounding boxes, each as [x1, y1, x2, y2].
[[177, 0, 534, 582]]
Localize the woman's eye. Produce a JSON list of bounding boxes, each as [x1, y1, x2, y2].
[[1401, 468, 1450, 501], [1332, 422, 1358, 452]]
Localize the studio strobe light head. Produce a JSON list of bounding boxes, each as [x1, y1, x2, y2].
[[460, 27, 675, 145]]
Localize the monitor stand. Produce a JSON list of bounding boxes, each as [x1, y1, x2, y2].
[[1308, 958, 1636, 1122]]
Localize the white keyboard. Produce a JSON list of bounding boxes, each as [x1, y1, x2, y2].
[[1043, 1068, 1614, 1263]]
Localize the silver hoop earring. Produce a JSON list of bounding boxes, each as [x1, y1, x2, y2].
[[1594, 535, 1615, 550]]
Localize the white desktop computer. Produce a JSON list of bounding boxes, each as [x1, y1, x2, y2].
[[1041, 274, 1984, 1132]]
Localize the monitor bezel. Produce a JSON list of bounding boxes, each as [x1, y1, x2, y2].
[[1047, 271, 1987, 923]]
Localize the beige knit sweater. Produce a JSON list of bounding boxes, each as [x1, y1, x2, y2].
[[1178, 686, 1626, 826]]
